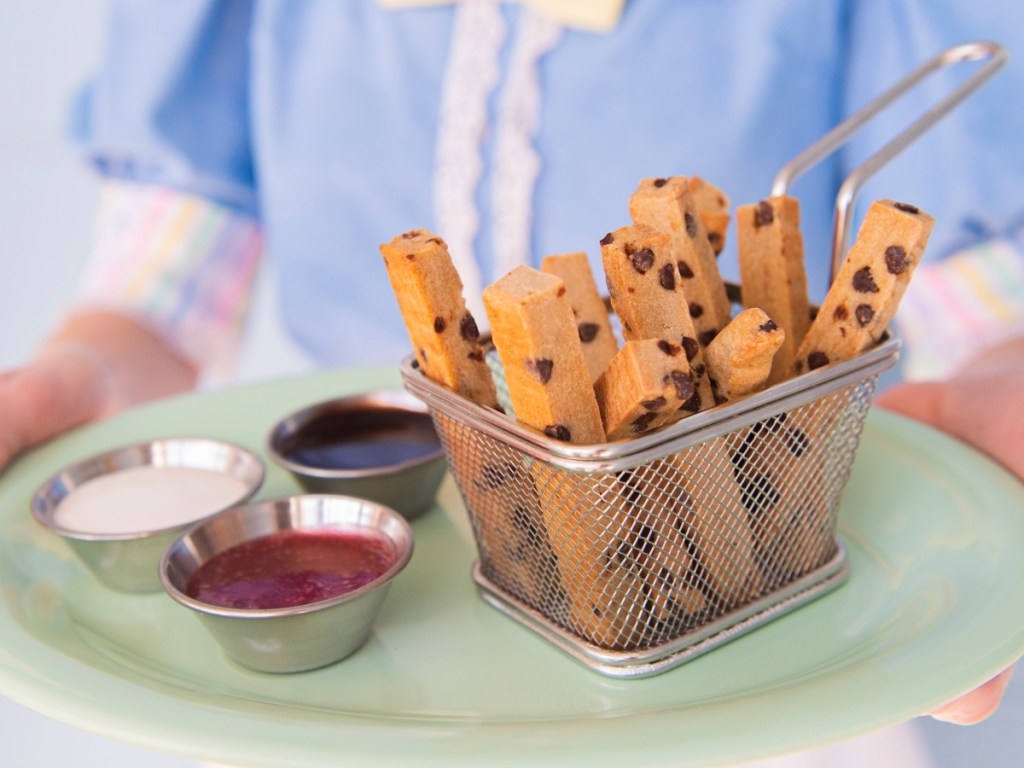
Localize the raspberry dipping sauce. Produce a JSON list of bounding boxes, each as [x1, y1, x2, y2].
[[160, 494, 415, 672], [187, 528, 396, 610]]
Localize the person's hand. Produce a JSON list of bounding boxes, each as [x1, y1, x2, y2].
[[0, 311, 198, 473], [0, 347, 111, 471], [876, 335, 1024, 725]]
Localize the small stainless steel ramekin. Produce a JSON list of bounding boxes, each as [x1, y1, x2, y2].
[[30, 438, 264, 592], [159, 493, 414, 673], [266, 388, 447, 520]]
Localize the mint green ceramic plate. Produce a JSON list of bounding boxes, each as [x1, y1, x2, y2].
[[1, 368, 1022, 767]]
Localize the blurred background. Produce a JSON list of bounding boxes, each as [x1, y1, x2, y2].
[[0, 2, 1018, 766]]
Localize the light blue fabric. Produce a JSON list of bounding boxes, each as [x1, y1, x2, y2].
[[71, 0, 1024, 367]]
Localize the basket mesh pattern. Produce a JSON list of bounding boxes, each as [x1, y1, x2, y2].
[[430, 375, 876, 652]]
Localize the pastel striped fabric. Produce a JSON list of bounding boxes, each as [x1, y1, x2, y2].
[[77, 180, 264, 378], [896, 238, 1024, 381]]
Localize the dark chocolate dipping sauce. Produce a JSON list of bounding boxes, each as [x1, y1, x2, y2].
[[282, 408, 440, 471], [187, 529, 395, 609]]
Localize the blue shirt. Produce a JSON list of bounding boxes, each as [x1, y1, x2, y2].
[[72, 0, 1024, 367]]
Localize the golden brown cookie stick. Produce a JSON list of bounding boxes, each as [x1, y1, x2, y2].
[[689, 176, 731, 256], [594, 339, 696, 439], [600, 224, 712, 414], [703, 308, 786, 403], [660, 450, 763, 608], [483, 266, 605, 444], [728, 405, 840, 587], [540, 252, 619, 383], [793, 200, 935, 375], [434, 414, 559, 610], [380, 230, 498, 407], [736, 196, 811, 384], [629, 176, 732, 340], [531, 464, 655, 649]]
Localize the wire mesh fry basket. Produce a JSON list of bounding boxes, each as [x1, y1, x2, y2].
[[400, 42, 1005, 678]]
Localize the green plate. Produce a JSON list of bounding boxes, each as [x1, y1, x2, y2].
[[1, 368, 1022, 767]]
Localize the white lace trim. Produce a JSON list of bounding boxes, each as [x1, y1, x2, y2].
[[492, 11, 563, 279], [433, 3, 563, 322], [433, 0, 506, 324]]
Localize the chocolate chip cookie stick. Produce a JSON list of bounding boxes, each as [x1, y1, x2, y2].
[[483, 265, 605, 444], [629, 177, 732, 343], [594, 339, 697, 439], [736, 195, 811, 384], [688, 176, 731, 257], [380, 230, 498, 408], [530, 463, 657, 649], [793, 200, 934, 374], [540, 251, 619, 383], [703, 308, 786, 403], [601, 223, 712, 415]]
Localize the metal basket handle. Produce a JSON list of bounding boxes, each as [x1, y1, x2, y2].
[[770, 41, 1008, 283]]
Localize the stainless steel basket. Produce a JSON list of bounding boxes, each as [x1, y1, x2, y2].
[[400, 42, 1005, 678]]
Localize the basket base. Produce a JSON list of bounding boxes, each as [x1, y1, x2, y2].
[[473, 542, 849, 678]]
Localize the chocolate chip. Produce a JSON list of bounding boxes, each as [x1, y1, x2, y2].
[[759, 319, 778, 332], [698, 329, 718, 347], [544, 424, 571, 441], [893, 201, 920, 215], [689, 302, 704, 319], [510, 505, 539, 538], [658, 340, 681, 356], [526, 358, 554, 384], [785, 428, 809, 457], [740, 473, 781, 511], [623, 321, 633, 333], [642, 397, 667, 412], [401, 230, 420, 239], [600, 232, 615, 246], [677, 260, 694, 279], [708, 232, 723, 251], [807, 351, 829, 370], [855, 304, 875, 327], [616, 469, 642, 505], [460, 313, 480, 341], [631, 522, 657, 555], [658, 263, 676, 290], [754, 200, 774, 227], [656, 566, 676, 589], [653, 177, 668, 188], [405, 253, 416, 260], [885, 245, 910, 275], [852, 267, 879, 293], [426, 237, 443, 245], [475, 461, 513, 491], [467, 349, 484, 362], [418, 347, 427, 363], [629, 247, 655, 274], [681, 337, 699, 361], [433, 316, 446, 333], [557, 285, 566, 297], [578, 322, 599, 343], [833, 305, 849, 321], [692, 363, 706, 378], [679, 391, 702, 412], [631, 413, 659, 432], [684, 212, 698, 238], [750, 413, 787, 435], [665, 371, 695, 401]]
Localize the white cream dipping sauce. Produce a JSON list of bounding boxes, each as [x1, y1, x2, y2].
[[55, 465, 250, 535]]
